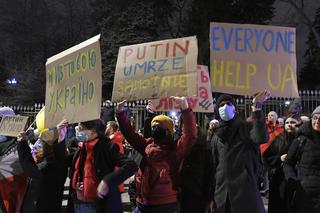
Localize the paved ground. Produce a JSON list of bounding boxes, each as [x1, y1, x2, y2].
[[62, 178, 132, 212], [62, 178, 268, 212]]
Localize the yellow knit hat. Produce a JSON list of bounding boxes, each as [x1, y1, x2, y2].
[[151, 115, 174, 135]]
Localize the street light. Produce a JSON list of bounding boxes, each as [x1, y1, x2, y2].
[[7, 77, 17, 85]]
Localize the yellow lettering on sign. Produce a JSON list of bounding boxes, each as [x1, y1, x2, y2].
[[267, 63, 295, 92], [211, 60, 257, 90]]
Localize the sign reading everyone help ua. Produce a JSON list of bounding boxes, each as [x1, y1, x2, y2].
[[45, 35, 102, 128], [210, 22, 299, 98], [112, 36, 198, 102]]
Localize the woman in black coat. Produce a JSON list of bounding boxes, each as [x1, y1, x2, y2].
[[263, 116, 300, 213], [283, 106, 320, 213], [17, 129, 68, 213]]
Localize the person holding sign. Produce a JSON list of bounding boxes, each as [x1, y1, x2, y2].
[[0, 107, 28, 213], [17, 121, 68, 213], [116, 96, 197, 213], [210, 91, 270, 213]]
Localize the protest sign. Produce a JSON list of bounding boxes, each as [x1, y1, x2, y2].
[[210, 22, 299, 97], [0, 115, 28, 137], [152, 65, 214, 112], [112, 36, 198, 102], [45, 35, 102, 128]]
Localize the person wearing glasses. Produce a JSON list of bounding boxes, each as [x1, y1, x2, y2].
[[262, 114, 301, 213], [283, 105, 320, 213], [210, 91, 270, 213]]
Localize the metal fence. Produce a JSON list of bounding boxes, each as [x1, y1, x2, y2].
[[1, 90, 319, 131]]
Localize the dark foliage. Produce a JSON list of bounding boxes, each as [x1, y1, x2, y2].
[[1, 0, 277, 103], [300, 7, 320, 89]]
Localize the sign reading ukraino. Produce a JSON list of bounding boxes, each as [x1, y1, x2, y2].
[[111, 36, 198, 102], [210, 22, 299, 98], [152, 65, 214, 113], [45, 35, 102, 128], [0, 115, 28, 137]]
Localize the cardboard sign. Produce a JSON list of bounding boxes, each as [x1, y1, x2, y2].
[[45, 35, 102, 128], [0, 116, 28, 137], [111, 36, 198, 102], [152, 65, 214, 112], [210, 22, 299, 98]]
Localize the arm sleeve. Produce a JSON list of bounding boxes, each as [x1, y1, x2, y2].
[[203, 144, 215, 201], [52, 140, 67, 167], [210, 136, 218, 200], [283, 138, 300, 181], [116, 110, 148, 155], [17, 141, 43, 179], [250, 110, 269, 144], [103, 143, 138, 189]]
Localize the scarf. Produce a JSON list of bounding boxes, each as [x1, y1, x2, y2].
[[216, 114, 242, 144], [141, 142, 174, 196]]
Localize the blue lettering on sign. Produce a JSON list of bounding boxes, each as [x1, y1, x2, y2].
[[211, 26, 221, 51], [210, 25, 295, 54]]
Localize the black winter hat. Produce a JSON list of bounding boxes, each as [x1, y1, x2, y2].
[[216, 94, 236, 108]]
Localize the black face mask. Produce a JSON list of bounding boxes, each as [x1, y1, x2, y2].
[[151, 126, 167, 140]]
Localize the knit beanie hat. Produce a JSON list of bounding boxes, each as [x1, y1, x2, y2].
[[151, 115, 174, 135], [0, 107, 15, 116], [216, 94, 236, 108], [312, 105, 320, 117], [209, 119, 219, 127]]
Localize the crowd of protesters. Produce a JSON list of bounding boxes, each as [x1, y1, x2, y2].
[[0, 92, 320, 213]]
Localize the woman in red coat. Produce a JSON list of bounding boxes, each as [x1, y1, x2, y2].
[[116, 96, 197, 213]]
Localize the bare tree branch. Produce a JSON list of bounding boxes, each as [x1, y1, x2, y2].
[[280, 0, 320, 47]]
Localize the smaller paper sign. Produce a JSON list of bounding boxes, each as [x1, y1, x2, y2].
[[152, 65, 214, 112], [0, 115, 29, 137]]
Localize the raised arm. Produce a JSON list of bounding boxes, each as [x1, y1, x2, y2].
[[173, 97, 197, 161], [250, 90, 270, 144], [17, 132, 43, 179], [116, 100, 148, 155]]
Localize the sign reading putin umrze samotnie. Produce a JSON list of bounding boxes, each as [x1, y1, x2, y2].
[[112, 36, 198, 102]]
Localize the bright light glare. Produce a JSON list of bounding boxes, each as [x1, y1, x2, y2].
[[7, 77, 17, 84], [170, 111, 176, 117]]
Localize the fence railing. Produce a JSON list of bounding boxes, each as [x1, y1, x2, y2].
[[1, 90, 319, 131]]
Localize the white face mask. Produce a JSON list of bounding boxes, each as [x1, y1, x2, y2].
[[219, 104, 235, 121]]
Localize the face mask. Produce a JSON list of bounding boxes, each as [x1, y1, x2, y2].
[[76, 131, 88, 142], [219, 104, 235, 121], [0, 135, 7, 143], [151, 126, 167, 140]]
